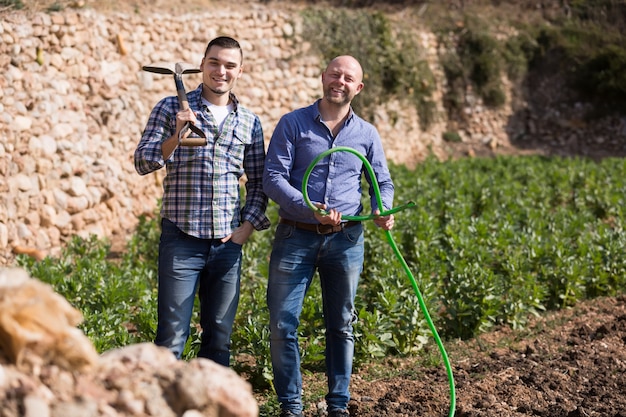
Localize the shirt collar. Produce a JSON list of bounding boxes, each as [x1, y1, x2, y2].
[[313, 99, 355, 124]]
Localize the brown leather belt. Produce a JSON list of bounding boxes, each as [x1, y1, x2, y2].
[[279, 218, 360, 235]]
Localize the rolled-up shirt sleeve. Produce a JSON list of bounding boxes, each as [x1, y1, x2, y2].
[[134, 97, 176, 175]]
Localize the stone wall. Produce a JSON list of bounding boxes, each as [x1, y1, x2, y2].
[[0, 3, 511, 265]]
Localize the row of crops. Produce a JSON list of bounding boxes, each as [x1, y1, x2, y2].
[[18, 154, 626, 387]]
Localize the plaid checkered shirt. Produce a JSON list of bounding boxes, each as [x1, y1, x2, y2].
[[134, 84, 270, 239]]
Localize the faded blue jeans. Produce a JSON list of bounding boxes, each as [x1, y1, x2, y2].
[[267, 222, 364, 414], [156, 218, 242, 366]]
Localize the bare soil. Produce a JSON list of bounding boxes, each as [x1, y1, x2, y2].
[[330, 295, 626, 417], [250, 296, 626, 417]]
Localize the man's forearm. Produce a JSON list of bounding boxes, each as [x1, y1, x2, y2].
[[161, 133, 179, 160]]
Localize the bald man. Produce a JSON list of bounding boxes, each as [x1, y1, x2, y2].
[[263, 55, 395, 417]]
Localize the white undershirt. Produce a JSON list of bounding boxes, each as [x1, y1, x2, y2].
[[203, 98, 234, 132]]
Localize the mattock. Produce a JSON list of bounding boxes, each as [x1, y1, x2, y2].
[[142, 62, 208, 146]]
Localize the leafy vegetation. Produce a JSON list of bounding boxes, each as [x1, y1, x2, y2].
[[437, 0, 626, 115], [295, 0, 626, 123], [17, 155, 626, 414], [8, 0, 626, 122], [440, 17, 508, 110], [300, 7, 438, 128], [19, 232, 158, 353], [531, 21, 626, 111], [0, 0, 24, 9], [5, 2, 626, 415]]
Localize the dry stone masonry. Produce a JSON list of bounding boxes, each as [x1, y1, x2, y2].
[[1, 4, 322, 264], [0, 3, 449, 265]]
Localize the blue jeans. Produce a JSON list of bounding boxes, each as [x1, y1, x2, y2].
[[267, 222, 364, 413], [156, 218, 242, 366]]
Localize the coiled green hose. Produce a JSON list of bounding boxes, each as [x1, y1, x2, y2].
[[302, 146, 456, 417]]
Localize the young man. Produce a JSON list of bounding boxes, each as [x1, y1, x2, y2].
[[134, 36, 269, 366], [263, 55, 395, 417]]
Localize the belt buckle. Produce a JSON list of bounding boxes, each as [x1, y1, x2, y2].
[[316, 223, 343, 235], [316, 223, 333, 235]]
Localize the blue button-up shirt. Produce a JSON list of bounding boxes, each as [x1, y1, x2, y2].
[[135, 84, 270, 239], [263, 100, 394, 223]]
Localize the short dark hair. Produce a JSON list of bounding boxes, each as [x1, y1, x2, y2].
[[204, 36, 243, 62]]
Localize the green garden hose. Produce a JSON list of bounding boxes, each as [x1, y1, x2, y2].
[[302, 146, 456, 417]]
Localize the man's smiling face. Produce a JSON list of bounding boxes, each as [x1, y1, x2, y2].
[[201, 46, 243, 96], [321, 56, 364, 106]]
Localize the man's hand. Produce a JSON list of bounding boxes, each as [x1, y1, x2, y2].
[[162, 109, 199, 159], [221, 221, 254, 245], [176, 108, 198, 133], [313, 203, 341, 226], [373, 209, 394, 230]]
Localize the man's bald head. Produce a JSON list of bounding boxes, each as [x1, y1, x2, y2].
[[321, 55, 364, 107], [325, 55, 364, 83]]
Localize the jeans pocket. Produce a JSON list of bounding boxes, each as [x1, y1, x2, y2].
[[342, 223, 364, 243], [160, 218, 183, 242], [226, 239, 243, 249], [275, 223, 295, 240]]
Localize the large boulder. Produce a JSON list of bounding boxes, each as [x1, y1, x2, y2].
[[0, 267, 258, 417]]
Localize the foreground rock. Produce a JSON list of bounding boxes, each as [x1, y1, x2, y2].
[[0, 267, 258, 417]]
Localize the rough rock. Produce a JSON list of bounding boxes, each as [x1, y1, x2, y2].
[[0, 267, 258, 417]]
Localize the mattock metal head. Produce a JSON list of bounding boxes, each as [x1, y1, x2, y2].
[[142, 61, 207, 146], [143, 61, 201, 76]]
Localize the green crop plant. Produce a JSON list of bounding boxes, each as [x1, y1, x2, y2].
[[16, 155, 626, 392], [18, 235, 158, 353]]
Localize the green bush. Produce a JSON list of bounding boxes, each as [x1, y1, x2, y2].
[[578, 44, 626, 100], [439, 17, 511, 112], [295, 2, 626, 122], [569, 0, 626, 29], [520, 19, 626, 111], [442, 131, 462, 142], [0, 0, 23, 8], [503, 31, 540, 81], [436, 5, 626, 114]]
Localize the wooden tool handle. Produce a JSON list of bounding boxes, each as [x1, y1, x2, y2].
[[174, 74, 207, 146], [175, 74, 190, 111], [180, 137, 207, 146]]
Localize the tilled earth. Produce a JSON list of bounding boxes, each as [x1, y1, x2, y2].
[[332, 296, 626, 417]]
